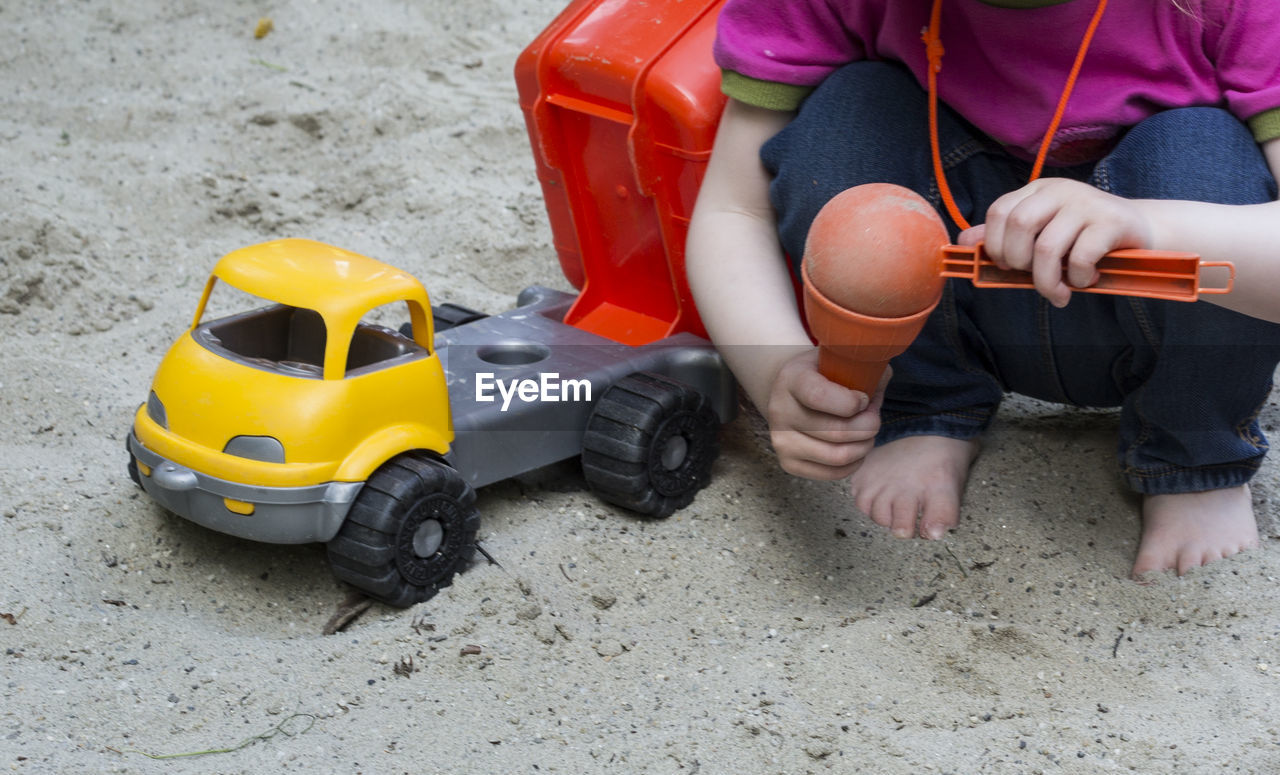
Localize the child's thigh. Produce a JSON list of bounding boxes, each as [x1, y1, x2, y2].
[[1092, 107, 1278, 203], [761, 61, 935, 198], [761, 61, 1026, 260]]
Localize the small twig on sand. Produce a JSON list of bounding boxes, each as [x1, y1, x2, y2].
[[108, 713, 316, 760], [251, 57, 288, 72], [912, 592, 938, 608], [322, 591, 374, 635], [473, 543, 501, 568]]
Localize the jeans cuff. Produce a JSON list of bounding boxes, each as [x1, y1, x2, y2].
[[877, 409, 993, 446], [1120, 460, 1263, 495]]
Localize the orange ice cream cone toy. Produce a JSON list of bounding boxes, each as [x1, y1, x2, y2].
[[802, 183, 948, 395]]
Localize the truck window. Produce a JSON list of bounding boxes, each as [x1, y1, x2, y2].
[[195, 304, 327, 378], [345, 301, 428, 377]]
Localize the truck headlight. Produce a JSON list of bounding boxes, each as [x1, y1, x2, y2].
[[223, 435, 286, 463], [146, 391, 168, 429]]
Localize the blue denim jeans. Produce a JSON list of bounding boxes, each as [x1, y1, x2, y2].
[[762, 61, 1280, 494]]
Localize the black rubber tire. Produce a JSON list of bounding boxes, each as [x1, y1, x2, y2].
[[326, 453, 480, 608], [126, 437, 141, 488], [581, 372, 720, 518]]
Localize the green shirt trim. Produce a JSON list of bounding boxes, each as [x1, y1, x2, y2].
[[721, 70, 812, 112], [1249, 107, 1280, 144]]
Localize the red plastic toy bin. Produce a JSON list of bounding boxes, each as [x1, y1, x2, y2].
[[516, 0, 728, 345]]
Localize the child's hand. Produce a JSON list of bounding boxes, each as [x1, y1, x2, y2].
[[958, 178, 1152, 308], [766, 349, 884, 480]]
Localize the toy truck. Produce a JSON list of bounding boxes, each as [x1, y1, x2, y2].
[[127, 0, 734, 608]]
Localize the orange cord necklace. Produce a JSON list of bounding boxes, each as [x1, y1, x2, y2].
[[923, 0, 1109, 231]]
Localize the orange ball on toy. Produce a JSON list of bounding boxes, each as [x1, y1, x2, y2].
[[800, 183, 950, 394], [802, 183, 948, 318]]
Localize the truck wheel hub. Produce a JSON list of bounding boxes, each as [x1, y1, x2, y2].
[[660, 435, 688, 470], [412, 519, 444, 558]]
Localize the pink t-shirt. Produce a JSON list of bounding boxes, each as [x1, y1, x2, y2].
[[714, 0, 1280, 165]]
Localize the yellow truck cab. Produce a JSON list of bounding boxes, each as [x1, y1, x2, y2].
[[129, 239, 472, 606]]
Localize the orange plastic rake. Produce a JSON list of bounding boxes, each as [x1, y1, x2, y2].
[[939, 244, 1235, 303]]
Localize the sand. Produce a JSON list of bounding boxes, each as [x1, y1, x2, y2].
[[3, 1, 1280, 772]]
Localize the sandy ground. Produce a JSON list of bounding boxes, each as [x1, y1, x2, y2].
[[4, 1, 1280, 772]]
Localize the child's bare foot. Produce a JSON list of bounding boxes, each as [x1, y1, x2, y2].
[[850, 435, 979, 540], [1132, 485, 1258, 579]]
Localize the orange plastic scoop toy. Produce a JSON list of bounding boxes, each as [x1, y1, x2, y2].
[[802, 183, 1235, 395], [939, 245, 1234, 301]]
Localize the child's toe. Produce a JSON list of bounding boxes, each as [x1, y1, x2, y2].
[[889, 498, 919, 538]]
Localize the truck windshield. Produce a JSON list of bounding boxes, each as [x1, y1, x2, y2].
[[194, 304, 327, 378]]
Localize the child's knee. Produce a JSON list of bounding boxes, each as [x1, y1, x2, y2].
[[1092, 107, 1277, 203]]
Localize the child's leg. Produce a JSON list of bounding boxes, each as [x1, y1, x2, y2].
[[1087, 107, 1280, 575], [761, 62, 1028, 538]]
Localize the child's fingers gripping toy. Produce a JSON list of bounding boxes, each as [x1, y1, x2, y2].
[[801, 183, 1236, 396]]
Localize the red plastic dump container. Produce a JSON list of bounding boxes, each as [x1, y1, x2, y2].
[[516, 0, 727, 345]]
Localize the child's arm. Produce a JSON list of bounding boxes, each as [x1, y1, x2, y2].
[[966, 139, 1280, 320], [687, 99, 882, 480]]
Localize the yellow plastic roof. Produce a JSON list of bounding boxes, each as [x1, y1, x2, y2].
[[211, 239, 430, 318]]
